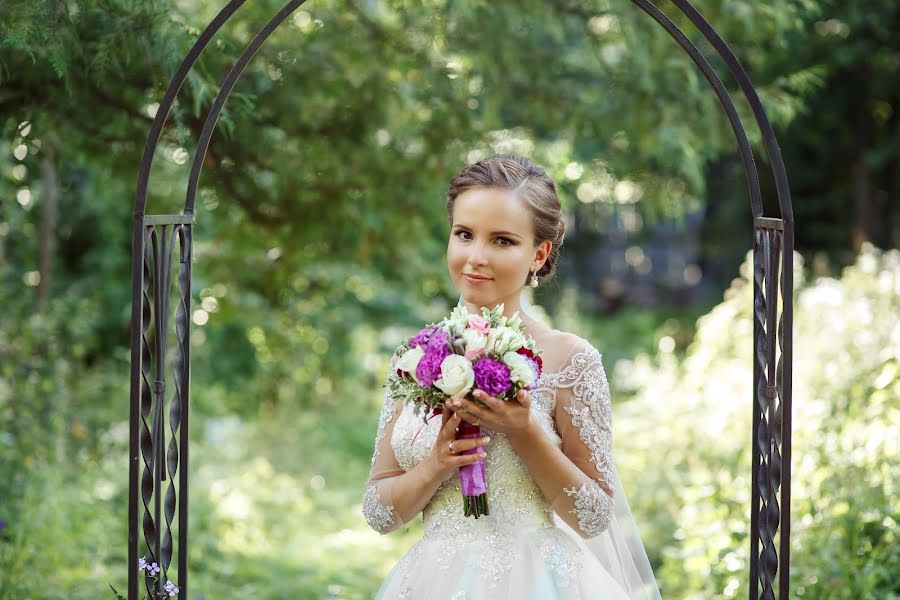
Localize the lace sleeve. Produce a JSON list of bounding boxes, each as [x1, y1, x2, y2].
[[362, 362, 406, 534], [551, 341, 615, 539]]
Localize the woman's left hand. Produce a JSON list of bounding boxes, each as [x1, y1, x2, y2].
[[447, 388, 533, 439]]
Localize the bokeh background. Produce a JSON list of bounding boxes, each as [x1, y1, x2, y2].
[[1, 1, 897, 598]]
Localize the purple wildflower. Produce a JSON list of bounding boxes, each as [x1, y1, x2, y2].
[[416, 331, 451, 387], [0, 519, 6, 533], [473, 357, 512, 397]]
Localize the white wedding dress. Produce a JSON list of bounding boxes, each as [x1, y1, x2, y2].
[[362, 332, 660, 600]]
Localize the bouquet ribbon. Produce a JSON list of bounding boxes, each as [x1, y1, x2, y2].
[[407, 408, 487, 497], [456, 421, 487, 496]]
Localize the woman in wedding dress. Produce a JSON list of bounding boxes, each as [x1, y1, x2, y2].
[[363, 154, 661, 599]]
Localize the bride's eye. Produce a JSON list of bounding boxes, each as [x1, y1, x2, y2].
[[454, 230, 473, 240], [495, 237, 515, 246]]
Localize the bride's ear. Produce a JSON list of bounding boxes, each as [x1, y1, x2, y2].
[[533, 239, 552, 263]]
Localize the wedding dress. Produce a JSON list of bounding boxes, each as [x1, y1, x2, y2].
[[362, 321, 661, 599]]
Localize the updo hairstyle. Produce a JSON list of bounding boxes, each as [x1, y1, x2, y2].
[[446, 154, 566, 285]]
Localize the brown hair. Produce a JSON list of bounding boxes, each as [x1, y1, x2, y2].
[[446, 154, 565, 285]]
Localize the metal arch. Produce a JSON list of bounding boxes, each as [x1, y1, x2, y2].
[[627, 2, 794, 598], [133, 0, 248, 219], [626, 1, 763, 218], [129, 3, 248, 596], [669, 0, 794, 225], [185, 0, 310, 215], [649, 10, 795, 592], [128, 2, 795, 600]]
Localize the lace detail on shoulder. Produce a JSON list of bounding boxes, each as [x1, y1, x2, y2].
[[362, 484, 396, 533], [558, 344, 614, 485], [562, 481, 614, 538], [540, 343, 604, 391]]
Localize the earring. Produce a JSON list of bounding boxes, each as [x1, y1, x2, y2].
[[530, 270, 539, 288]]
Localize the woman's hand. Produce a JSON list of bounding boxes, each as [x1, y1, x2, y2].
[[448, 388, 534, 439], [426, 408, 491, 483]]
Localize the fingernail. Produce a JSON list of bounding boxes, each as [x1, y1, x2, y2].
[[473, 390, 482, 398], [452, 398, 462, 407], [483, 437, 491, 443]]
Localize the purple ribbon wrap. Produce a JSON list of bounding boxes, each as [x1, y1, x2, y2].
[[407, 408, 487, 498], [456, 421, 487, 496]]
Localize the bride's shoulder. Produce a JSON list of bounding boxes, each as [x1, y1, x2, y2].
[[555, 330, 595, 353], [539, 327, 602, 374]]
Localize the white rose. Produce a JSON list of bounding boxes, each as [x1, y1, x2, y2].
[[504, 351, 535, 388], [395, 345, 425, 384], [462, 328, 488, 354], [434, 354, 475, 398]]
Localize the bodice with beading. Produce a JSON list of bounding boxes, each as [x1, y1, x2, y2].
[[363, 343, 624, 599], [391, 371, 560, 537], [383, 368, 589, 595]]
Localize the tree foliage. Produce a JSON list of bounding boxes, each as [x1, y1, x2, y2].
[[613, 244, 898, 598]]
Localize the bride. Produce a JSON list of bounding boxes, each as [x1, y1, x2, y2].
[[363, 154, 661, 599]]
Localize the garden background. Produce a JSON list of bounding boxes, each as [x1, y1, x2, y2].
[[0, 1, 897, 598]]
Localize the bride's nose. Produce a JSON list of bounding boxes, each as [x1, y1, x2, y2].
[[467, 242, 489, 266]]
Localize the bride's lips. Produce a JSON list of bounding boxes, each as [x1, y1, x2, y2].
[[464, 273, 492, 283]]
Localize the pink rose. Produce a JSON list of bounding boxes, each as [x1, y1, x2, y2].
[[467, 315, 490, 334], [465, 347, 485, 361]]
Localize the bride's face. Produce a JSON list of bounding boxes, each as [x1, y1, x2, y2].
[[447, 187, 544, 310]]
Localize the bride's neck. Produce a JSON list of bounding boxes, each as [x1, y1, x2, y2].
[[519, 311, 552, 339]]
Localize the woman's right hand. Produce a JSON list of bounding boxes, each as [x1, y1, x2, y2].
[[427, 406, 491, 483]]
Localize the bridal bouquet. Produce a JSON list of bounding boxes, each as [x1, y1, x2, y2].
[[387, 303, 543, 517]]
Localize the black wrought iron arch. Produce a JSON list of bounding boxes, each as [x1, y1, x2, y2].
[[128, 2, 794, 599]]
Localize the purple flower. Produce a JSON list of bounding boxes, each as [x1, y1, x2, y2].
[[425, 330, 450, 352], [473, 357, 512, 397], [0, 519, 6, 533], [416, 331, 451, 388], [409, 325, 437, 348]]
